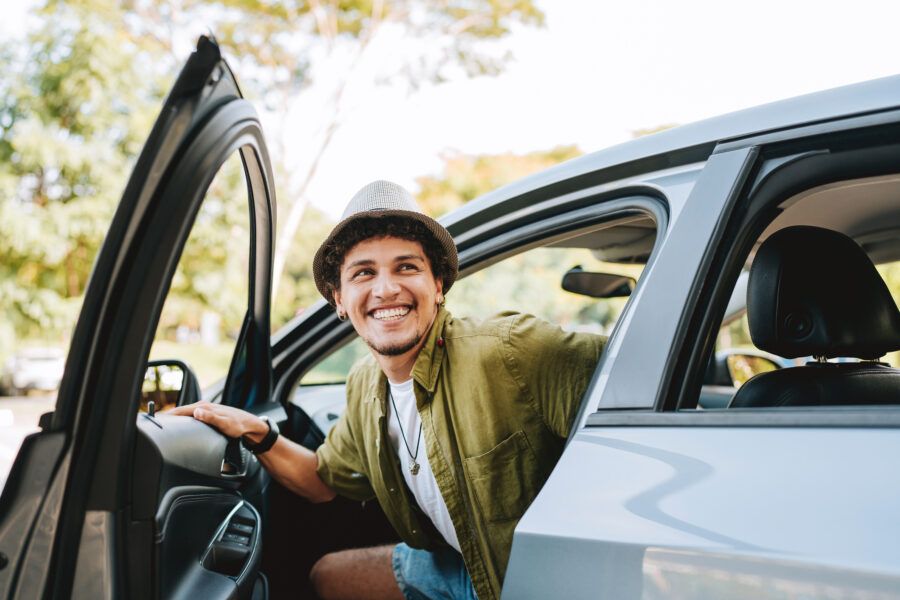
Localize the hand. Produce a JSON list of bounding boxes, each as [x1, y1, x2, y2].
[[167, 401, 268, 442]]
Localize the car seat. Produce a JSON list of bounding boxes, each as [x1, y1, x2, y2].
[[728, 225, 900, 408]]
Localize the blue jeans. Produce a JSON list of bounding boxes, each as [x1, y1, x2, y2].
[[391, 543, 478, 600]]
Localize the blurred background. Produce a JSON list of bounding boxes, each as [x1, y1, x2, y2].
[[2, 0, 900, 476]]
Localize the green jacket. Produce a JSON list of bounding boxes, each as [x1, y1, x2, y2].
[[316, 308, 605, 600]]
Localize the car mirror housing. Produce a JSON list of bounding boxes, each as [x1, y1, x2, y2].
[[562, 265, 635, 298], [141, 359, 201, 413], [724, 353, 782, 387]]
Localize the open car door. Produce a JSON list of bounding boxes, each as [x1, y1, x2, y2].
[[0, 36, 275, 599]]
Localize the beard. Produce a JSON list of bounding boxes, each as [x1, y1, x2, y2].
[[365, 330, 424, 357]]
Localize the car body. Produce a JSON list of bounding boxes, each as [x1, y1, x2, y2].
[[1, 36, 900, 599], [0, 348, 65, 396]]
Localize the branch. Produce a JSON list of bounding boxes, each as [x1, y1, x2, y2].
[[270, 1, 389, 299], [448, 13, 492, 36], [308, 0, 336, 43]]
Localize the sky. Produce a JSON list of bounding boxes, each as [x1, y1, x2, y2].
[[290, 0, 900, 219], [4, 0, 900, 220]]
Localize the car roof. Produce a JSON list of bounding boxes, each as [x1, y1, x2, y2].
[[444, 74, 900, 231]]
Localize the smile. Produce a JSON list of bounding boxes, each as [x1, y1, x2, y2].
[[370, 306, 411, 321]]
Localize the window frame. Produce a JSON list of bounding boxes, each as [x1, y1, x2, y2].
[[275, 189, 669, 406], [591, 113, 900, 428]]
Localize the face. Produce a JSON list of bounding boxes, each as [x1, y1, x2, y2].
[[333, 236, 444, 358]]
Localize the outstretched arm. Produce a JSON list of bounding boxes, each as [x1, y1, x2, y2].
[[168, 401, 337, 503]]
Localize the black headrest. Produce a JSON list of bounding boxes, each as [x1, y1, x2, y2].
[[748, 226, 900, 359]]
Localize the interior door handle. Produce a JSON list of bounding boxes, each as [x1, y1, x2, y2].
[[220, 438, 248, 478]]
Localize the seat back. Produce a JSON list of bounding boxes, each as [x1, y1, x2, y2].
[[729, 226, 900, 408]]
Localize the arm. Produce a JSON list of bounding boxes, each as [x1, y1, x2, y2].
[[168, 401, 337, 503]]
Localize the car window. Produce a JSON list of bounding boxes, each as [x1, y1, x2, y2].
[[447, 247, 640, 334], [146, 151, 251, 405], [690, 173, 900, 411], [300, 338, 368, 385], [299, 240, 646, 386]]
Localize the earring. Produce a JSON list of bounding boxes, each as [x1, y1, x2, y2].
[[337, 311, 347, 321]]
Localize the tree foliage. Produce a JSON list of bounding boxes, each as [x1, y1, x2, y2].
[[416, 145, 581, 217], [0, 1, 162, 346], [0, 0, 543, 354]]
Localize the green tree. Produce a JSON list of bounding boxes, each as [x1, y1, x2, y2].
[[0, 2, 163, 350], [0, 0, 545, 352], [108, 0, 545, 300], [416, 145, 581, 217]]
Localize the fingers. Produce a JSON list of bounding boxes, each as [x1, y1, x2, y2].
[[191, 404, 245, 438], [193, 405, 222, 426], [167, 400, 210, 417], [163, 401, 246, 438]]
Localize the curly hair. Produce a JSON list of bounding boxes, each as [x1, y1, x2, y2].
[[320, 216, 451, 300]]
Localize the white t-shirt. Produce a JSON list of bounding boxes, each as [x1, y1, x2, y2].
[[386, 378, 461, 552]]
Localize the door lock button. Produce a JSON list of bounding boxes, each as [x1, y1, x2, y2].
[[222, 532, 250, 545], [229, 523, 254, 535]]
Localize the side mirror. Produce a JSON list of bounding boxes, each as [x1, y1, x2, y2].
[[724, 353, 782, 386], [562, 266, 635, 298], [141, 359, 201, 413]]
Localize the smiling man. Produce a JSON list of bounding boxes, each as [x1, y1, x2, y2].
[[173, 181, 605, 600]]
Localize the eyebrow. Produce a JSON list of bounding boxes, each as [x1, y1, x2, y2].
[[344, 259, 376, 272], [343, 254, 425, 272], [394, 254, 426, 263]]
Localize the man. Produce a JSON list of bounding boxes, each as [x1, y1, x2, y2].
[[172, 181, 604, 600]]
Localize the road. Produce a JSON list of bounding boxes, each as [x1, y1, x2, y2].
[[0, 394, 56, 490]]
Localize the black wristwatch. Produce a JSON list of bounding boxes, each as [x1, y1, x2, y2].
[[242, 416, 279, 455]]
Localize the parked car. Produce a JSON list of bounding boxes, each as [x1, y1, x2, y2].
[[0, 347, 65, 396], [2, 36, 899, 599]]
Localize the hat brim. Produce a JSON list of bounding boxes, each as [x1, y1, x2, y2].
[[312, 209, 459, 305]]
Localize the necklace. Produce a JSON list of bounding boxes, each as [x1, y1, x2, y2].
[[388, 387, 423, 475]]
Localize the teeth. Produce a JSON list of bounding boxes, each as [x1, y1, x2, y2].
[[372, 307, 410, 321]]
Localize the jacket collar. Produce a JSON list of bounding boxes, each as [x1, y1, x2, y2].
[[410, 306, 450, 394]]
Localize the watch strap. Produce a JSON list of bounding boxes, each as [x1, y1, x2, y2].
[[242, 416, 279, 455]]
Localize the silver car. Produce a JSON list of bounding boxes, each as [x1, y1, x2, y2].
[[0, 347, 65, 396], [1, 37, 899, 599]]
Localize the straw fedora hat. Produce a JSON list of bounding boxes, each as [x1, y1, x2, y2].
[[312, 180, 458, 304]]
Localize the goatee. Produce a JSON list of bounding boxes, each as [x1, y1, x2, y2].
[[366, 331, 424, 356]]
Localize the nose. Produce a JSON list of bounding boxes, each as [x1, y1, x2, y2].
[[372, 269, 401, 299]]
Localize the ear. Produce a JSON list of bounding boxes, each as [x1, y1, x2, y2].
[[332, 288, 344, 314], [434, 277, 444, 305]]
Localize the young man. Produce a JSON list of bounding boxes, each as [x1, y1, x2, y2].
[[172, 181, 604, 600]]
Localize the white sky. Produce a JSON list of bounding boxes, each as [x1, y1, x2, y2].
[[5, 0, 900, 220], [293, 0, 900, 219]]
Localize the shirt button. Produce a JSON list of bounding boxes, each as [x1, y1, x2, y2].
[[412, 530, 417, 534], [390, 488, 395, 493]]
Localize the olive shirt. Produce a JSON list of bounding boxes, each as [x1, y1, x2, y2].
[[315, 308, 605, 600]]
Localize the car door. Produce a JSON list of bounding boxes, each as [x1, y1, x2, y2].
[[503, 88, 900, 598], [0, 36, 276, 599]]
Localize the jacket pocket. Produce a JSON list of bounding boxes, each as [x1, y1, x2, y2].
[[463, 430, 538, 522]]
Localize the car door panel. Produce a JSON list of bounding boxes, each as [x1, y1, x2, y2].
[[505, 427, 900, 598], [134, 415, 268, 599], [290, 384, 347, 438], [0, 431, 67, 598], [160, 494, 262, 600]]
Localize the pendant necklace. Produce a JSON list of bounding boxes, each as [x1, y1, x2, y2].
[[388, 388, 423, 475]]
